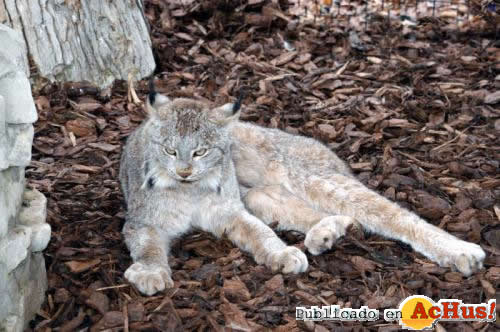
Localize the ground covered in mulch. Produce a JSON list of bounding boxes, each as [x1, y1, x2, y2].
[[26, 1, 499, 331]]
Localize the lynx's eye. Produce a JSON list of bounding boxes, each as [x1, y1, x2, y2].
[[193, 148, 208, 157], [164, 147, 176, 156]]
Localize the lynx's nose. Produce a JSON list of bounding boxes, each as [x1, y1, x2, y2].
[[176, 167, 192, 178]]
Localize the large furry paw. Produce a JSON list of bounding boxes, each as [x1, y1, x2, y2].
[[436, 239, 485, 277], [125, 262, 174, 296], [305, 216, 357, 255], [268, 246, 308, 274]]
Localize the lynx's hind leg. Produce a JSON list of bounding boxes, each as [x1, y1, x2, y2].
[[242, 184, 328, 233], [305, 216, 358, 255], [303, 174, 486, 276]]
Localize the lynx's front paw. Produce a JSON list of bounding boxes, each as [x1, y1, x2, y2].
[[125, 262, 174, 296], [436, 239, 485, 277], [268, 246, 308, 274], [305, 216, 357, 255]]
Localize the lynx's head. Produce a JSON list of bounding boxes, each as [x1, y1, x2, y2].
[[142, 80, 241, 189]]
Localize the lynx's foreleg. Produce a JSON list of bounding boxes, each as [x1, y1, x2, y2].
[[303, 174, 485, 276], [122, 222, 174, 295], [197, 206, 308, 274]]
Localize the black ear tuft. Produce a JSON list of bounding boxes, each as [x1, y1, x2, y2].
[[147, 177, 155, 189], [232, 90, 246, 114], [148, 76, 157, 106]]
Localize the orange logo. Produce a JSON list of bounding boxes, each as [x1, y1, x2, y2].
[[386, 296, 497, 330], [400, 296, 437, 330]]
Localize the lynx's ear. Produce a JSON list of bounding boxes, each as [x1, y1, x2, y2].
[[209, 95, 242, 126], [146, 76, 170, 117]]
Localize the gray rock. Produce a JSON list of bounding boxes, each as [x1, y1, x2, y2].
[[0, 95, 4, 127], [0, 253, 47, 332], [0, 262, 9, 323], [0, 173, 49, 332], [18, 189, 47, 226], [6, 124, 33, 167], [18, 189, 50, 252], [0, 95, 6, 170], [0, 226, 31, 272], [27, 223, 51, 252], [0, 72, 37, 124], [0, 24, 37, 125], [0, 167, 25, 237], [25, 254, 48, 323], [0, 24, 29, 75]]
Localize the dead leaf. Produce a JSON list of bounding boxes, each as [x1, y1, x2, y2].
[[484, 91, 500, 104], [65, 259, 101, 273], [128, 302, 145, 322], [220, 298, 262, 331], [88, 142, 119, 152], [483, 228, 500, 248], [65, 119, 96, 137], [351, 256, 378, 272], [85, 291, 110, 315], [293, 290, 318, 304], [35, 96, 50, 110], [485, 267, 500, 283], [175, 32, 194, 41], [271, 51, 297, 66], [479, 279, 496, 297], [350, 162, 373, 171], [264, 274, 284, 293], [365, 296, 399, 309], [317, 124, 338, 140], [93, 311, 123, 330], [223, 278, 252, 302]]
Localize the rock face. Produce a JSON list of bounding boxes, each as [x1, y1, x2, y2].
[[1, 0, 155, 89], [0, 24, 50, 332]]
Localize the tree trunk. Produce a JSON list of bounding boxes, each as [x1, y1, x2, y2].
[[0, 0, 155, 88]]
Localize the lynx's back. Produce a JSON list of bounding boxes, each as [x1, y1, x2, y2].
[[229, 121, 352, 193]]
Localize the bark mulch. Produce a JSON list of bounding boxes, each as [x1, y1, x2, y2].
[[26, 1, 499, 331]]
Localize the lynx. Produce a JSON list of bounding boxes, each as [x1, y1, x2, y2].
[[119, 83, 485, 296]]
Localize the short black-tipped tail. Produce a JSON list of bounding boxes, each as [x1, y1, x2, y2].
[[148, 76, 157, 106]]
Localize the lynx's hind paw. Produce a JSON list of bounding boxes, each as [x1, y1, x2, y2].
[[305, 216, 357, 255], [125, 262, 174, 296], [443, 240, 485, 277], [269, 246, 308, 274]]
